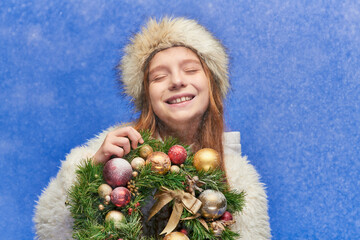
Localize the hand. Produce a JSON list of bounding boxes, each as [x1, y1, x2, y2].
[[93, 126, 144, 164]]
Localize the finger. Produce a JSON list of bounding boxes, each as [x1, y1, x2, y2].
[[114, 127, 144, 149], [107, 144, 125, 158], [111, 137, 131, 155], [100, 143, 125, 160], [128, 127, 144, 149]]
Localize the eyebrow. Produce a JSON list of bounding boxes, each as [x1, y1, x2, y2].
[[180, 59, 202, 67], [149, 59, 202, 76]]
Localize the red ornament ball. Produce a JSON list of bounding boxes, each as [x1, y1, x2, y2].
[[179, 229, 188, 235], [220, 211, 233, 221], [128, 208, 133, 215], [103, 158, 133, 187], [111, 187, 131, 207], [168, 145, 187, 165]]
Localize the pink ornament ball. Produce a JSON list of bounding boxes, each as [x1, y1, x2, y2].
[[111, 187, 131, 207], [103, 158, 133, 187], [168, 145, 187, 165]]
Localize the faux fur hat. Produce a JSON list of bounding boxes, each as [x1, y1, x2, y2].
[[119, 17, 229, 109]]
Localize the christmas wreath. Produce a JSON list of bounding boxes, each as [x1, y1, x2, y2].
[[68, 130, 245, 240]]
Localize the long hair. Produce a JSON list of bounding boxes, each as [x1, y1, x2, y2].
[[134, 50, 225, 169]]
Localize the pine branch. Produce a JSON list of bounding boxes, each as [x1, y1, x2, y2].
[[221, 227, 240, 240], [224, 190, 246, 213], [68, 131, 246, 239]]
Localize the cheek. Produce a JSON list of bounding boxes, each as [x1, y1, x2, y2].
[[148, 85, 163, 113], [198, 78, 210, 110], [148, 85, 160, 102], [198, 77, 210, 99], [202, 92, 210, 110]]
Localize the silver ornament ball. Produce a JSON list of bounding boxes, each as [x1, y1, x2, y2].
[[198, 189, 227, 219]]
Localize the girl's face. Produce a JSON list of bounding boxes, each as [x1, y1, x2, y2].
[[148, 47, 210, 130]]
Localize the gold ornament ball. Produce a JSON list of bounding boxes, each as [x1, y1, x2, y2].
[[105, 210, 126, 228], [198, 189, 227, 219], [193, 148, 220, 171], [98, 204, 105, 211], [131, 157, 146, 171], [139, 144, 153, 159], [132, 171, 138, 177], [163, 232, 189, 240], [105, 195, 111, 203], [145, 151, 171, 175], [98, 184, 113, 199], [170, 165, 180, 173]]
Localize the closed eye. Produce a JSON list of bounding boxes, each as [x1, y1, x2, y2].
[[184, 68, 200, 74], [151, 74, 167, 82]]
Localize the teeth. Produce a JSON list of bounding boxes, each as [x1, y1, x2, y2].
[[169, 96, 192, 104]]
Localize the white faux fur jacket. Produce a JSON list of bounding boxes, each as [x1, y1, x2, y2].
[[34, 125, 271, 239]]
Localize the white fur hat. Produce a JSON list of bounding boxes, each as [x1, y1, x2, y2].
[[119, 17, 229, 109]]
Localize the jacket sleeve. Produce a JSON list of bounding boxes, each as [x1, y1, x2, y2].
[[223, 132, 271, 240], [33, 127, 112, 240], [33, 145, 95, 240]]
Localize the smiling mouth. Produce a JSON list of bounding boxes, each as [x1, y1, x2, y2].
[[166, 96, 194, 104]]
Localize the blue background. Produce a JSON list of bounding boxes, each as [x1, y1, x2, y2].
[[1, 0, 359, 239]]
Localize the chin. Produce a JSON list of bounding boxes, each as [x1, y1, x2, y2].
[[169, 113, 203, 127], [154, 105, 206, 128]]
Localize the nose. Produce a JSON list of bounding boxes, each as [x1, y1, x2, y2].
[[169, 71, 187, 90]]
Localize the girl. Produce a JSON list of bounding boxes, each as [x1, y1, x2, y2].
[[34, 17, 271, 239]]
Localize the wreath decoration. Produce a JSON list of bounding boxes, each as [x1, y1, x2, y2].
[[68, 130, 245, 240]]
